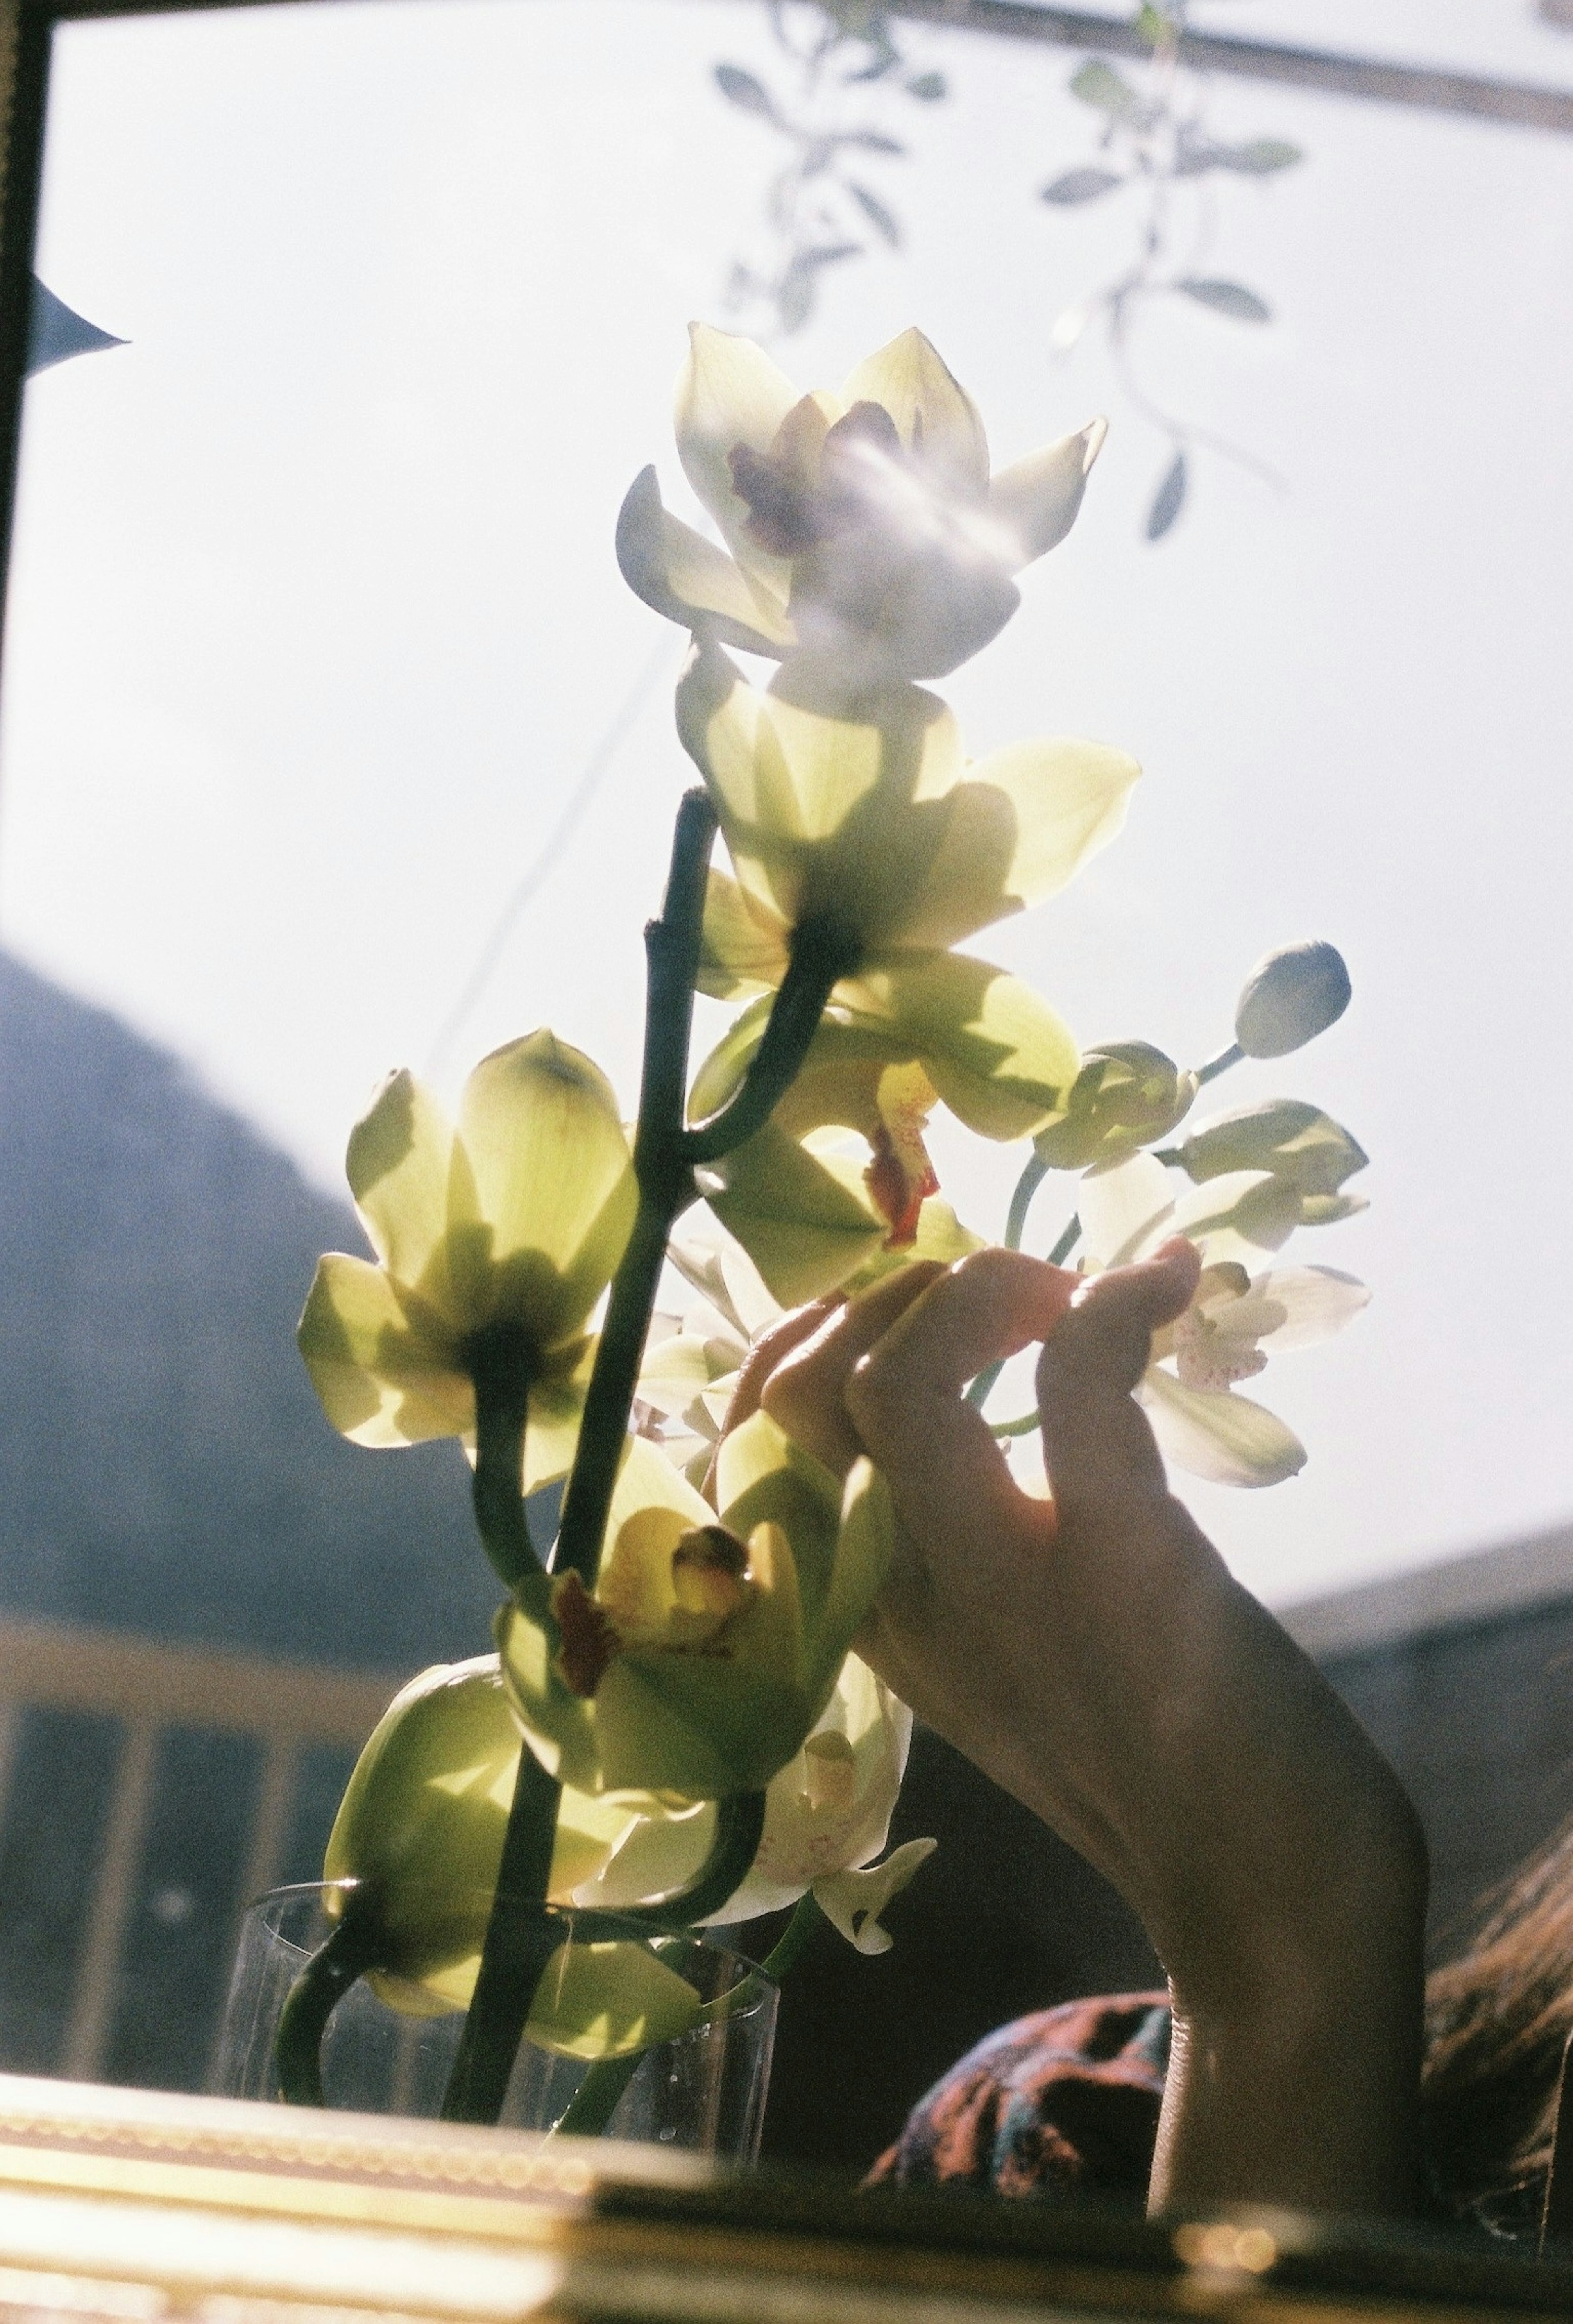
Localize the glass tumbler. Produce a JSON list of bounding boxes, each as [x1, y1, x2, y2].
[[213, 1883, 778, 2161]]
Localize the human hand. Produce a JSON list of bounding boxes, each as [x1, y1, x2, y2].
[[753, 1244, 1428, 2215]]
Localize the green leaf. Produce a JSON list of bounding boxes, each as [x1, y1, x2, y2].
[[1146, 449, 1187, 542], [849, 181, 903, 246], [1216, 138, 1303, 175], [714, 64, 780, 120], [1040, 166, 1123, 206], [1068, 58, 1142, 119], [1176, 277, 1272, 323]]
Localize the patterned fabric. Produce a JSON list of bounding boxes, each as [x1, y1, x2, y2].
[[870, 1992, 1172, 2201]]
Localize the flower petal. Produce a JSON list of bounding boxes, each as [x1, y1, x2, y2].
[[697, 868, 791, 1001], [836, 955, 1080, 1141], [676, 322, 800, 585], [458, 1030, 637, 1349], [525, 1937, 701, 2060], [703, 1120, 886, 1303], [1077, 1152, 1174, 1268], [958, 735, 1140, 913], [1239, 1265, 1371, 1354], [814, 1836, 938, 1956], [842, 329, 989, 496], [1139, 1365, 1307, 1487], [615, 465, 793, 656], [345, 1069, 468, 1316], [1169, 1169, 1302, 1266], [987, 418, 1107, 567], [297, 1254, 473, 1446]]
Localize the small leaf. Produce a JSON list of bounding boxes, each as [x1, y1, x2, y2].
[[849, 181, 902, 245], [905, 70, 947, 101], [1217, 137, 1303, 174], [715, 64, 780, 120], [797, 241, 863, 271], [1040, 165, 1123, 206], [836, 127, 907, 154], [1176, 276, 1271, 323], [1069, 59, 1142, 119], [1146, 449, 1187, 542]]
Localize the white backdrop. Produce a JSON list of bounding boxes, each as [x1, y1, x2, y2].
[[2, 0, 1571, 1607]]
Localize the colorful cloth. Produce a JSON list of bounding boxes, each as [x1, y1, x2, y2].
[[870, 1992, 1172, 2202]]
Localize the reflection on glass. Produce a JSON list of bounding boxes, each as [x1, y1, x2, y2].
[[0, 0, 1568, 2243]]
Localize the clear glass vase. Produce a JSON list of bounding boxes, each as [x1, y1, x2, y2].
[[213, 1883, 778, 2161]]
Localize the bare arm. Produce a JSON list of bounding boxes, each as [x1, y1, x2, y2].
[[752, 1245, 1428, 2219]]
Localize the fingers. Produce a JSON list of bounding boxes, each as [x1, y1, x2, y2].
[[1036, 1237, 1201, 1515], [719, 1296, 840, 1438], [762, 1263, 943, 1474], [845, 1248, 1077, 1534]]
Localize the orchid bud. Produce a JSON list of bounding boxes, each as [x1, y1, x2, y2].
[[1177, 1097, 1367, 1201], [1033, 1043, 1196, 1171], [1233, 942, 1351, 1058]]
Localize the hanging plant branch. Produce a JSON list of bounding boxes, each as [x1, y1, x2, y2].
[[712, 2, 947, 339], [1038, 4, 1302, 540]]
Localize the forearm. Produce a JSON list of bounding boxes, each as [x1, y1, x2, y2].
[[1151, 1799, 1430, 2218]]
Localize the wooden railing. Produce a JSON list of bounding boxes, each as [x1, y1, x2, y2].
[[0, 1616, 401, 2086]]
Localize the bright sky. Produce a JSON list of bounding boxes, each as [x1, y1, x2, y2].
[[2, 0, 1571, 1610]]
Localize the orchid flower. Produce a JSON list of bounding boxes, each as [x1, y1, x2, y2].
[[1078, 1153, 1370, 1487], [497, 1416, 893, 1802], [321, 1657, 708, 2061], [576, 1652, 936, 1956], [618, 324, 1104, 705], [297, 1034, 635, 1491]]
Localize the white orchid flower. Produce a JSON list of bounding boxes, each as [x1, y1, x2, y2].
[[1077, 1152, 1370, 1488], [573, 1654, 934, 1955], [619, 324, 1105, 705]]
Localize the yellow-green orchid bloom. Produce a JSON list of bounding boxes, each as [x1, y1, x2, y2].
[[698, 1115, 982, 1305], [322, 1657, 639, 2011], [1077, 1153, 1370, 1487], [575, 1652, 936, 1955], [681, 643, 1136, 996], [297, 1033, 636, 1490], [618, 323, 1105, 702], [1173, 1097, 1369, 1224], [497, 1418, 893, 1802], [1033, 1043, 1198, 1172]]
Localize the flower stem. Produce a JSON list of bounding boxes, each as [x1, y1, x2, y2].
[[466, 1327, 541, 1591], [963, 1150, 1052, 1412], [275, 1901, 383, 2107], [439, 1743, 563, 2124], [682, 916, 860, 1166], [1197, 1039, 1244, 1087]]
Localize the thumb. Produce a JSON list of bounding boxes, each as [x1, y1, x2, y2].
[[1036, 1238, 1200, 1516]]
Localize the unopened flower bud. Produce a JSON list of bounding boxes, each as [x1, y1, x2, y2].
[[1234, 942, 1351, 1058], [1178, 1098, 1368, 1202], [1034, 1042, 1197, 1171]]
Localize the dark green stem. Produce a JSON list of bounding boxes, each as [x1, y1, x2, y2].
[[989, 1412, 1042, 1440], [440, 1745, 563, 2124], [681, 917, 860, 1166], [759, 1889, 826, 1980], [275, 1902, 383, 2107], [573, 1791, 768, 1938], [1047, 1213, 1081, 1267], [1197, 1040, 1244, 1087], [551, 791, 717, 1587], [465, 1327, 541, 1591]]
